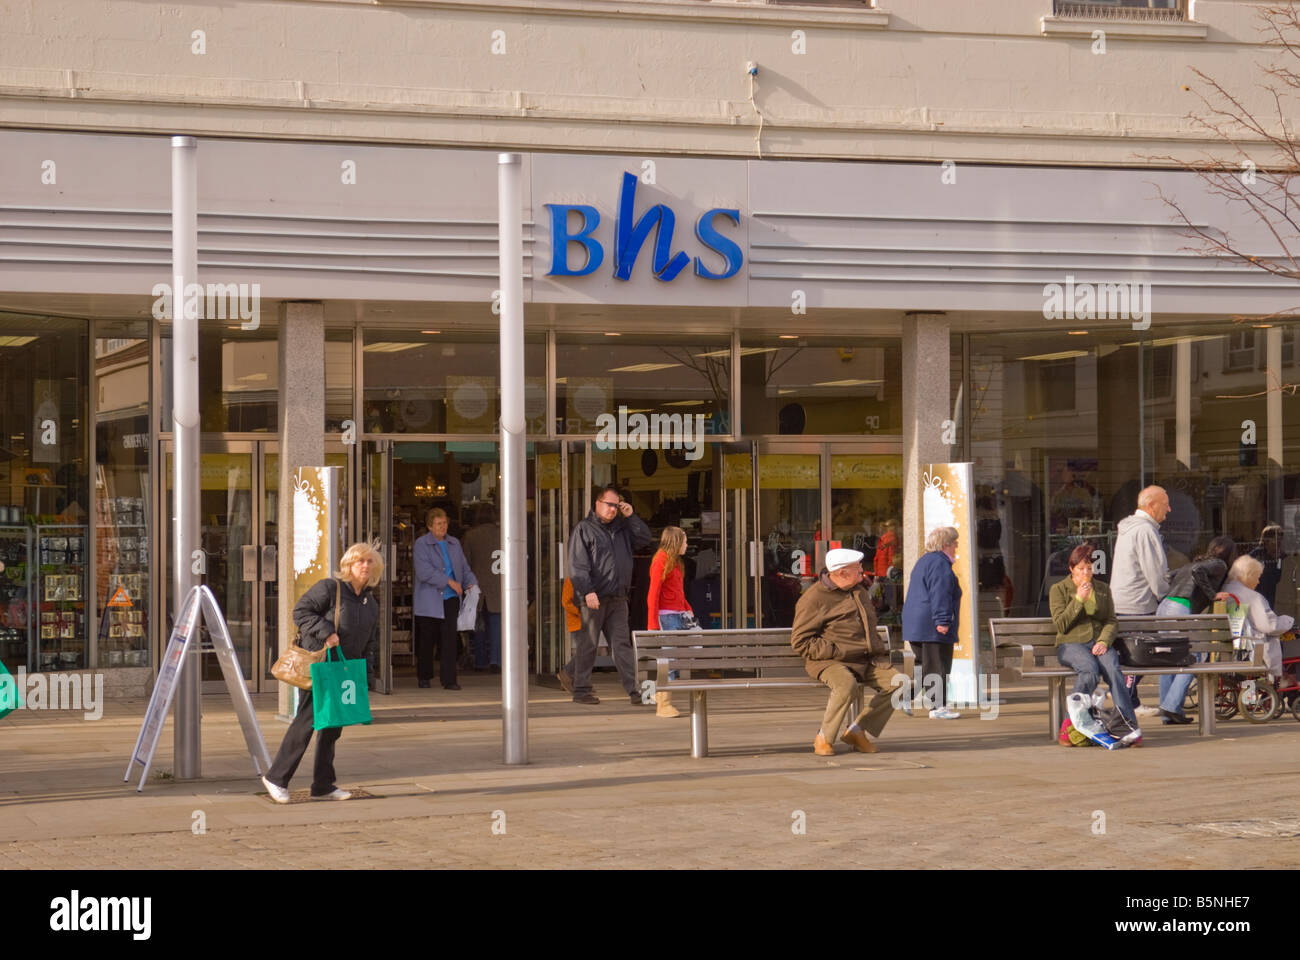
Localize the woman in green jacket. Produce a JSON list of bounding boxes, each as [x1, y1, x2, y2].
[[1049, 542, 1137, 727]]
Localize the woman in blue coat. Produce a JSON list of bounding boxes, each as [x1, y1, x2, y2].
[[413, 507, 477, 690], [902, 526, 963, 719]]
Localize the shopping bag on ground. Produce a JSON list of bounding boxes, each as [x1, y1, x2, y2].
[[457, 584, 481, 632], [0, 658, 22, 720], [311, 646, 372, 730], [1065, 692, 1124, 749]]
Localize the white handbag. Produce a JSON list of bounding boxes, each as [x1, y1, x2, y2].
[[457, 584, 481, 631]]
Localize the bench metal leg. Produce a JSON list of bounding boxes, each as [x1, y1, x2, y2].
[[1197, 674, 1216, 736], [1048, 677, 1064, 740], [691, 691, 708, 758], [850, 685, 863, 720]]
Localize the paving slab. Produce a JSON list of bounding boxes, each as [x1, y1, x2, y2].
[[1, 674, 1298, 868]]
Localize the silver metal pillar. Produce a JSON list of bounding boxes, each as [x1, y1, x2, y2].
[[498, 153, 528, 764], [1197, 674, 1216, 736], [691, 692, 708, 758], [171, 136, 201, 779]]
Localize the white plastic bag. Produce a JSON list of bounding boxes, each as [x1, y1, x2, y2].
[[457, 584, 481, 631]]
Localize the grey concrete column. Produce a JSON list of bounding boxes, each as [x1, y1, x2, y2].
[[276, 301, 325, 719], [902, 312, 951, 593]]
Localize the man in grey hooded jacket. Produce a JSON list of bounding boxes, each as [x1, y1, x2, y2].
[[1110, 485, 1171, 713]]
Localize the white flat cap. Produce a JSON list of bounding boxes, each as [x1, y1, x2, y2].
[[825, 548, 864, 572]]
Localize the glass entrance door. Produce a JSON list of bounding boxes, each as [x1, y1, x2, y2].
[[163, 439, 351, 692], [748, 440, 904, 629], [163, 440, 261, 692], [262, 444, 351, 690], [362, 439, 509, 688]]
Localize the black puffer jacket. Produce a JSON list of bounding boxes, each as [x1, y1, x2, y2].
[[293, 577, 380, 661], [568, 510, 652, 599], [1163, 558, 1228, 615]]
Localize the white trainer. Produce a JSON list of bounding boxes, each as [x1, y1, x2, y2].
[[1134, 705, 1162, 718], [928, 707, 960, 720], [310, 788, 352, 801], [262, 776, 290, 804]]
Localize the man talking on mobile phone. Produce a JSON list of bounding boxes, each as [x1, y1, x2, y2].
[[557, 485, 652, 706]]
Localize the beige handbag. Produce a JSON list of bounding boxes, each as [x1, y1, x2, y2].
[[270, 580, 339, 690]]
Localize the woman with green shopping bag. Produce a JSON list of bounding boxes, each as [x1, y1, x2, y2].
[[262, 542, 382, 803]]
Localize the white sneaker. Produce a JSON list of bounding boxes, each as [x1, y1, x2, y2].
[[1134, 705, 1162, 718], [928, 707, 960, 720], [262, 776, 290, 804], [900, 699, 914, 716], [310, 788, 352, 801], [1121, 727, 1143, 745]]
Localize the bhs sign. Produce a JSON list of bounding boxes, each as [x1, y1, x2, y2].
[[546, 172, 743, 281]]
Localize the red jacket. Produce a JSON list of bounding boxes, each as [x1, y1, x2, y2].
[[874, 530, 898, 578], [647, 550, 692, 629]]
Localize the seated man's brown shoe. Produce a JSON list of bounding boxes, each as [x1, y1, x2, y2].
[[813, 732, 835, 756], [841, 727, 879, 754]]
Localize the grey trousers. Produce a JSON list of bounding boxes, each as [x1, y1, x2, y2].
[[564, 595, 638, 697]]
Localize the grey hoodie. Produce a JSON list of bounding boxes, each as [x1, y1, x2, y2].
[[1110, 511, 1169, 615]]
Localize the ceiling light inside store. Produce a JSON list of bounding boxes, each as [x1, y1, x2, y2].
[[363, 342, 423, 353], [1067, 330, 1089, 335], [663, 400, 705, 406], [421, 330, 441, 335], [778, 335, 798, 340], [1119, 334, 1222, 348], [695, 347, 777, 358], [604, 332, 621, 336], [607, 362, 682, 373], [812, 378, 883, 388], [238, 373, 269, 382], [1253, 324, 1273, 329], [1016, 349, 1089, 362], [0, 336, 37, 347]]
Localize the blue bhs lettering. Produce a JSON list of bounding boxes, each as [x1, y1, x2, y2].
[[546, 172, 742, 281]]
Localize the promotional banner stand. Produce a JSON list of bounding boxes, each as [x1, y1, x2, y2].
[[919, 463, 983, 706]]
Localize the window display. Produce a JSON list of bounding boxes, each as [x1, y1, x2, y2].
[[36, 525, 87, 670], [96, 496, 150, 667]]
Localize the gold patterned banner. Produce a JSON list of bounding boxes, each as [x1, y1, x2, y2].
[[831, 454, 903, 489], [920, 462, 980, 700], [722, 453, 752, 490], [757, 454, 819, 489]]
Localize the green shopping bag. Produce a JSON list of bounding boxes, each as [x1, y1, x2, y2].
[[0, 658, 22, 720], [310, 646, 371, 730]]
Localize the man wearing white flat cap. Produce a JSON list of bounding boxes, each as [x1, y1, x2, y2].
[[791, 547, 896, 756]]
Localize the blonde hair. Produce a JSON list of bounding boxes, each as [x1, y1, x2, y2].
[[1229, 554, 1263, 585], [656, 526, 687, 580], [925, 526, 959, 553], [339, 541, 385, 588]]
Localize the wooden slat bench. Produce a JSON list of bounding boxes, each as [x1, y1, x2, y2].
[[632, 626, 909, 758], [990, 613, 1266, 739]]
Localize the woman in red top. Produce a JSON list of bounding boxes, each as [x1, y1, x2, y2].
[[874, 519, 899, 578], [647, 526, 693, 718]]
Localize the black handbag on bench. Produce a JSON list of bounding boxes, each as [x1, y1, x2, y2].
[[1114, 632, 1194, 668]]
